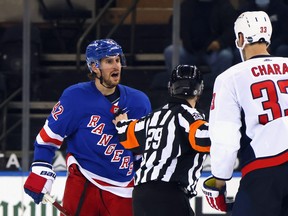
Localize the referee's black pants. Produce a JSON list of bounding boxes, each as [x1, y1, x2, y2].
[[132, 180, 194, 216]]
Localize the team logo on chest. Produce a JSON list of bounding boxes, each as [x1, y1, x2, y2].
[[87, 114, 133, 175], [87, 115, 105, 135], [110, 104, 120, 114]]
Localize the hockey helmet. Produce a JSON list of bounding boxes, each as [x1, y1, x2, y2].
[[86, 39, 126, 72], [168, 65, 204, 98], [234, 11, 272, 47]]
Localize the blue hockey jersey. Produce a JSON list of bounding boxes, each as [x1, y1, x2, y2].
[[33, 81, 151, 197]]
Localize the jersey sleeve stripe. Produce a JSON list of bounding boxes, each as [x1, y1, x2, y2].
[[38, 127, 63, 147], [120, 120, 140, 149], [189, 120, 210, 152]]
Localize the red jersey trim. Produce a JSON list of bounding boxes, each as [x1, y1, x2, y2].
[[93, 178, 135, 188], [241, 150, 288, 177], [39, 127, 62, 146]]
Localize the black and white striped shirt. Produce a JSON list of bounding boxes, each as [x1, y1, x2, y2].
[[115, 97, 210, 197]]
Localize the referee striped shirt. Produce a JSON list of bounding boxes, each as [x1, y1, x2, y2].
[[115, 97, 210, 197]]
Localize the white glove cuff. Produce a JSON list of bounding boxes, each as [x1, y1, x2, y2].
[[31, 162, 56, 181], [202, 187, 220, 197]]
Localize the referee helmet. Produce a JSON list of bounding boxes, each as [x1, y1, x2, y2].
[[168, 65, 204, 98]]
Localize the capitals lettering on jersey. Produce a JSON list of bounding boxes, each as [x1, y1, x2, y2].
[[87, 115, 132, 175], [251, 62, 288, 77]]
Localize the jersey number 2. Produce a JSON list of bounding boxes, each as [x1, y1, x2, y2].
[[251, 79, 288, 125]]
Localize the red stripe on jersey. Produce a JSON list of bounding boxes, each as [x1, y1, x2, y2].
[[241, 150, 288, 177], [67, 161, 135, 189], [93, 178, 134, 187], [39, 128, 62, 146], [210, 93, 216, 110]]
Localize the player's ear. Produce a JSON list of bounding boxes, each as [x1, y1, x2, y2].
[[91, 64, 100, 75], [238, 33, 244, 47]]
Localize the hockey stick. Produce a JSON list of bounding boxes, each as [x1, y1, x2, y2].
[[43, 194, 71, 216]]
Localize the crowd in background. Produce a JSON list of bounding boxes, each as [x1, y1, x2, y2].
[[163, 0, 288, 116]]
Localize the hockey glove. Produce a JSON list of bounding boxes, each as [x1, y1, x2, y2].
[[24, 161, 56, 204], [202, 175, 233, 212]]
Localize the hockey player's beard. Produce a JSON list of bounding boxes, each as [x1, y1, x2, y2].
[[99, 76, 120, 89]]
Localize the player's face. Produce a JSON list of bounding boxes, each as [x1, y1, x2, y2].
[[99, 56, 122, 87]]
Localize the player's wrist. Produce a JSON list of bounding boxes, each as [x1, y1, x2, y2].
[[31, 161, 56, 181]]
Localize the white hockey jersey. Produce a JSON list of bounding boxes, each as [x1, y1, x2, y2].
[[209, 55, 288, 180]]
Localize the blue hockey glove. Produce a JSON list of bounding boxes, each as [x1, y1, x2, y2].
[[24, 161, 56, 204]]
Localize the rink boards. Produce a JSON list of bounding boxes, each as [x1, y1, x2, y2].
[[0, 172, 241, 216]]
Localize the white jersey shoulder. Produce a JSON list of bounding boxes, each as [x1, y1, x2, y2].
[[209, 56, 288, 179]]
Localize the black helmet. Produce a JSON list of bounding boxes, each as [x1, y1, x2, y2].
[[168, 65, 204, 97]]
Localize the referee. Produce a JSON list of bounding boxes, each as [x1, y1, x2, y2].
[[113, 65, 211, 216]]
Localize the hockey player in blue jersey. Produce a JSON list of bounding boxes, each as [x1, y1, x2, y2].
[[24, 39, 152, 216]]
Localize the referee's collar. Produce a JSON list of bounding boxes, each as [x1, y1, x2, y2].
[[168, 96, 192, 107]]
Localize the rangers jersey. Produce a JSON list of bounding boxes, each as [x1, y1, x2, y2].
[[116, 97, 210, 197], [209, 55, 288, 180], [33, 81, 152, 197]]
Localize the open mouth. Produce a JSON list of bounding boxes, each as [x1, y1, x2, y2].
[[111, 72, 119, 77]]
